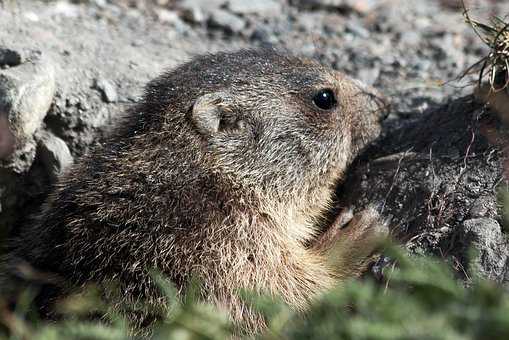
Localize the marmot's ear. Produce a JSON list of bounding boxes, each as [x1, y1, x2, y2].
[[191, 92, 242, 136]]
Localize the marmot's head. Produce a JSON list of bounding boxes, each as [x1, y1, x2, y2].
[[140, 49, 387, 211]]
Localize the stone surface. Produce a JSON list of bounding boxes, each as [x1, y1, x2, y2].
[[290, 0, 378, 13], [0, 47, 23, 67], [94, 78, 118, 103], [178, 0, 225, 23], [208, 8, 246, 33], [227, 0, 283, 16], [460, 218, 509, 281], [0, 55, 56, 145], [36, 130, 73, 180]]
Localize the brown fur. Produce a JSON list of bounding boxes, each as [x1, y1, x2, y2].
[[1, 48, 388, 334]]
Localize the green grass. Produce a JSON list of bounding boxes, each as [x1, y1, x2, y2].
[[2, 247, 509, 340]]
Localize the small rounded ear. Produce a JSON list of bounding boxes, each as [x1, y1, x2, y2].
[[191, 92, 244, 137], [191, 92, 223, 136]]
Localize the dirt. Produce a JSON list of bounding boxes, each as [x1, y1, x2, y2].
[[340, 97, 507, 283]]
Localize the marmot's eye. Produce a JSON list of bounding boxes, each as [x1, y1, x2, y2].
[[312, 89, 337, 110]]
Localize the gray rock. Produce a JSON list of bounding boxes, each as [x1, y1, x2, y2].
[[0, 54, 56, 173], [227, 0, 283, 16], [342, 0, 378, 13], [357, 67, 380, 86], [179, 0, 225, 24], [46, 1, 81, 18], [400, 31, 420, 47], [290, 0, 342, 8], [180, 0, 225, 10], [0, 47, 23, 67], [0, 55, 56, 143], [461, 218, 509, 281], [157, 9, 188, 29], [179, 4, 207, 24], [290, 0, 377, 13], [208, 9, 246, 34], [345, 20, 370, 39], [94, 78, 118, 103], [36, 130, 73, 180]]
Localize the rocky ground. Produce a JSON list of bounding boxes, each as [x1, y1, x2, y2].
[[0, 0, 508, 282]]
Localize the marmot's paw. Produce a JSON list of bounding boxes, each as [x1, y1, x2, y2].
[[324, 205, 390, 278], [345, 205, 390, 245], [311, 207, 353, 251]]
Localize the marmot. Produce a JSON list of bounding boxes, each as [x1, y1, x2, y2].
[[1, 48, 389, 334]]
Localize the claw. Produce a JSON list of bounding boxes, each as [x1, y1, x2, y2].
[[336, 207, 354, 229]]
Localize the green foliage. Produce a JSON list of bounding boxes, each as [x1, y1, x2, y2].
[[2, 247, 509, 339], [283, 248, 509, 340]]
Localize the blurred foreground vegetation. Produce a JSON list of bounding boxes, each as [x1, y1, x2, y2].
[[1, 247, 509, 340]]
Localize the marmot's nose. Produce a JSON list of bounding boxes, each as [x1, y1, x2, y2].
[[361, 87, 390, 122], [345, 77, 389, 121]]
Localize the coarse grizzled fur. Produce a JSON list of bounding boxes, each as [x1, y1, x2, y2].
[[1, 48, 389, 334]]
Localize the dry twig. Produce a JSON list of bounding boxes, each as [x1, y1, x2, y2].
[[460, 0, 509, 93]]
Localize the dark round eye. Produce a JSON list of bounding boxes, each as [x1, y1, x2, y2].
[[312, 89, 337, 110]]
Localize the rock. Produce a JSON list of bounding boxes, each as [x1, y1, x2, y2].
[[0, 54, 56, 165], [94, 78, 118, 103], [460, 218, 509, 281], [227, 0, 283, 16], [250, 27, 278, 44], [157, 9, 191, 35], [178, 0, 225, 24], [290, 0, 378, 14], [290, 0, 342, 9], [400, 31, 420, 47], [345, 20, 370, 39], [179, 5, 207, 24], [0, 47, 23, 67], [36, 130, 73, 180], [180, 0, 225, 10], [344, 0, 378, 14], [46, 1, 81, 18], [208, 9, 246, 34], [157, 8, 179, 23], [357, 67, 379, 86]]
